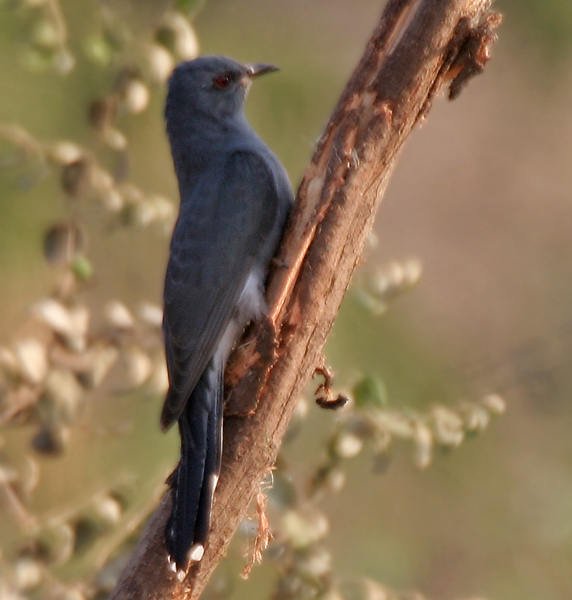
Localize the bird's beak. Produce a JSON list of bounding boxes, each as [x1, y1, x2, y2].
[[245, 63, 280, 78]]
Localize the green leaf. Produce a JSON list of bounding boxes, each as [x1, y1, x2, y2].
[[175, 0, 205, 18], [352, 376, 388, 410], [72, 255, 93, 281]]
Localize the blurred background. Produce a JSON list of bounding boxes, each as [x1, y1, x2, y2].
[[0, 1, 571, 599]]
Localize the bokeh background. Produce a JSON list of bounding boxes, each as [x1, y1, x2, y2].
[[1, 1, 572, 599]]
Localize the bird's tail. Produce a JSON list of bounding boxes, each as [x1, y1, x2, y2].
[[166, 360, 223, 572]]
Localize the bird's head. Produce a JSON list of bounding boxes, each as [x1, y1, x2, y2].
[[165, 55, 279, 127]]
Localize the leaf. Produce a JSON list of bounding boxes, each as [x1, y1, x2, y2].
[[353, 375, 388, 409], [175, 0, 205, 17]]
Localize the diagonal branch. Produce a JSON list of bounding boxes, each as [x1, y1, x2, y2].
[[110, 0, 501, 598]]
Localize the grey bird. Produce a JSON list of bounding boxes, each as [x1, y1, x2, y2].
[[162, 55, 293, 573]]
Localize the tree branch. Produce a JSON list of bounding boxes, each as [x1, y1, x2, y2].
[[110, 1, 501, 598]]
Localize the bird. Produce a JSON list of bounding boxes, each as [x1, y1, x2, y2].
[[161, 55, 293, 574]]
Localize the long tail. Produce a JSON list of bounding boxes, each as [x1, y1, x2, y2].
[[166, 360, 223, 572]]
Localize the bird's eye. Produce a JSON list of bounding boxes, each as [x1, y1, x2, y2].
[[214, 74, 232, 89]]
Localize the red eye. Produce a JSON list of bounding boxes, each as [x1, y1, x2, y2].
[[214, 74, 232, 89]]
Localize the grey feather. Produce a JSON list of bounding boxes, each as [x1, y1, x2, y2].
[[161, 55, 293, 571]]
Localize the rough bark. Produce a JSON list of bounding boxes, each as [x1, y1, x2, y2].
[[110, 0, 501, 598]]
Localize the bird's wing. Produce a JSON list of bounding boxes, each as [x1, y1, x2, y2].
[[160, 150, 281, 430]]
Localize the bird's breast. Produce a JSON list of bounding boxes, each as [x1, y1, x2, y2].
[[237, 267, 266, 323]]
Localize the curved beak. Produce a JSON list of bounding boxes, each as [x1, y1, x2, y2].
[[245, 63, 280, 78]]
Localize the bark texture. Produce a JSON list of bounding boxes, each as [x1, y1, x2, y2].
[[110, 0, 501, 598]]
